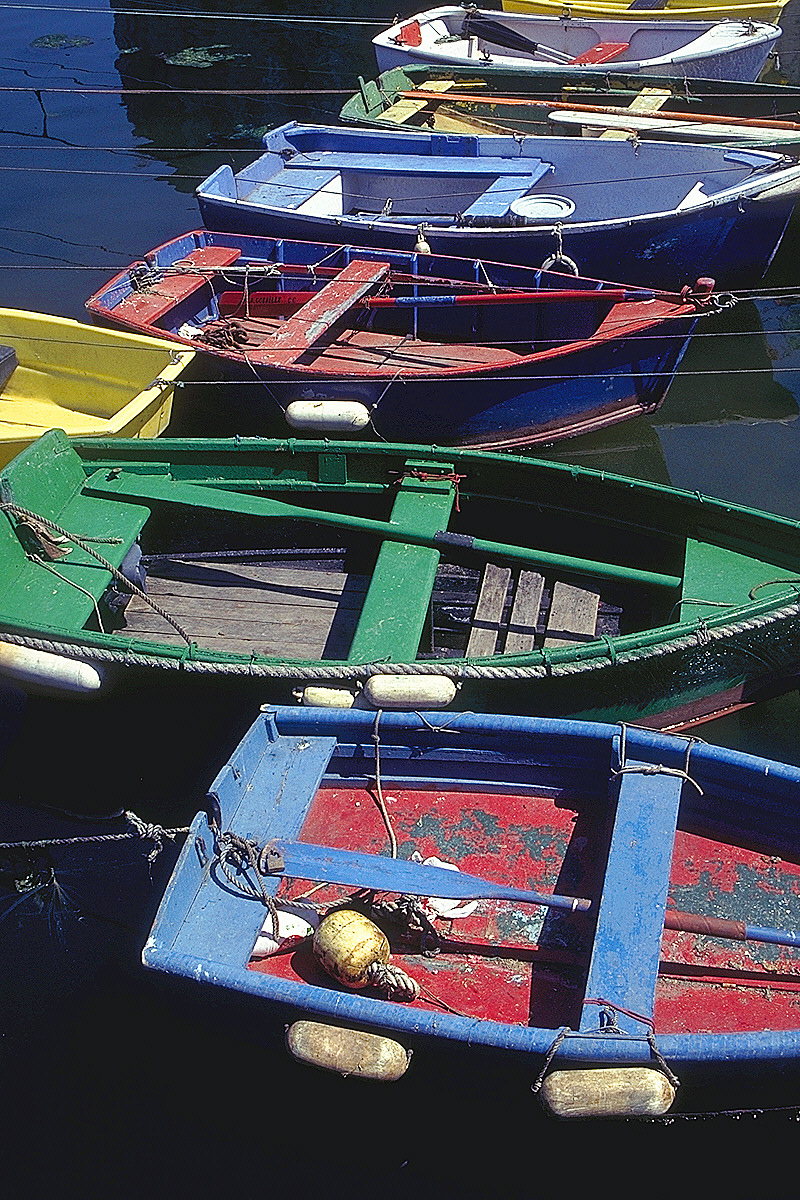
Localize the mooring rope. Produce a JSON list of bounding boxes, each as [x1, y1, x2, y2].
[[0, 811, 189, 863]]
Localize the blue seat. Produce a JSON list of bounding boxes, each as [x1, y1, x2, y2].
[[461, 171, 552, 220], [241, 168, 339, 210]]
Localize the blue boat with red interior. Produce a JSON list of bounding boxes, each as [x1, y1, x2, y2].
[[85, 230, 716, 448], [143, 705, 800, 1118]]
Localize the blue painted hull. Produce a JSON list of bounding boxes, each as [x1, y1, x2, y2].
[[86, 229, 700, 447], [197, 190, 794, 292], [252, 322, 697, 446]]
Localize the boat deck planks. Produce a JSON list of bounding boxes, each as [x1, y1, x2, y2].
[[467, 563, 513, 657], [123, 562, 367, 658], [505, 569, 544, 654], [544, 581, 601, 648], [216, 314, 523, 372]]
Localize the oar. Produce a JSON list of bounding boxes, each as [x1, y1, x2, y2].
[[264, 839, 591, 913], [86, 470, 682, 591], [218, 286, 659, 314], [262, 841, 800, 946], [664, 908, 800, 950], [399, 88, 800, 131]]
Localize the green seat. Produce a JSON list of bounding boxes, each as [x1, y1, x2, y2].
[[0, 429, 150, 630]]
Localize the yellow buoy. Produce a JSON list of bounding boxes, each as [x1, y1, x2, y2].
[[313, 909, 391, 989], [298, 685, 357, 708], [312, 909, 420, 1001], [361, 674, 457, 709]]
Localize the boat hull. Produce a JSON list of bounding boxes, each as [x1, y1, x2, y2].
[[0, 309, 195, 467], [197, 181, 795, 292], [3, 432, 800, 731]]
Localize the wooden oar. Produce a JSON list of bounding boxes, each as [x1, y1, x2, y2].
[[665, 908, 800, 950], [217, 286, 657, 315], [86, 470, 682, 591], [260, 842, 800, 948], [398, 88, 800, 131], [265, 839, 591, 912]]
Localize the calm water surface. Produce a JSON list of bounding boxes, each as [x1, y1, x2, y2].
[[4, 1, 800, 1189]]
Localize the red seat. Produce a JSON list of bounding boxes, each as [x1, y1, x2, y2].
[[570, 41, 630, 64], [393, 19, 422, 47]]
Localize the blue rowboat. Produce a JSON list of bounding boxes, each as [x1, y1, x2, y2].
[[84, 229, 714, 449], [195, 122, 800, 289], [372, 7, 781, 82], [143, 705, 800, 1117]]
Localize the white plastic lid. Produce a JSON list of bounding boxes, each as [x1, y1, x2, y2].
[[509, 194, 576, 220]]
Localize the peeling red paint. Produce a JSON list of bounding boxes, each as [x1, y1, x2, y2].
[[248, 784, 800, 1036]]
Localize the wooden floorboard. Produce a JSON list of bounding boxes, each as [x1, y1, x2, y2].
[[505, 570, 544, 655], [544, 582, 600, 649], [467, 563, 511, 657], [122, 562, 364, 658]]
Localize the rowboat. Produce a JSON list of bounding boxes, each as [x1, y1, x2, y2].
[[372, 8, 782, 82], [0, 309, 195, 468], [4, 429, 800, 728], [195, 122, 800, 289], [84, 230, 712, 449], [502, 0, 789, 23], [143, 705, 800, 1116], [342, 64, 800, 150]]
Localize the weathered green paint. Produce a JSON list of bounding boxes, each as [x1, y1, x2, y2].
[[681, 539, 799, 621], [0, 434, 148, 628], [346, 467, 456, 663], [84, 467, 681, 590]]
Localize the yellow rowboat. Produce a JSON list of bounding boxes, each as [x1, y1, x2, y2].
[[0, 309, 195, 467], [501, 0, 789, 23]]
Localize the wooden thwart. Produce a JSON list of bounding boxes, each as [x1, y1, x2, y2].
[[118, 246, 242, 323], [254, 259, 391, 367], [380, 79, 456, 125]]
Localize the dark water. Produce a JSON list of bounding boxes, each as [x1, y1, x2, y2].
[[4, 1, 800, 1191]]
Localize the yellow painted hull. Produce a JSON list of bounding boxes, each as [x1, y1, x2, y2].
[[0, 309, 195, 467], [502, 0, 788, 21]]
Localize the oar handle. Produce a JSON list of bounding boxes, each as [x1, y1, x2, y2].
[[664, 908, 800, 949]]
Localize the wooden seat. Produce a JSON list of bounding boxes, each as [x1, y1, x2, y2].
[[117, 246, 242, 323], [252, 259, 391, 368], [570, 42, 630, 65]]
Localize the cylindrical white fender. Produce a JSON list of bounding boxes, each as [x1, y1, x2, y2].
[[285, 400, 371, 433], [0, 642, 102, 694], [286, 1020, 412, 1081], [299, 685, 357, 708], [362, 674, 457, 709], [539, 1066, 676, 1119]]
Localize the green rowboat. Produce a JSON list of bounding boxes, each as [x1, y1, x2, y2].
[[2, 428, 800, 728], [341, 66, 800, 151]]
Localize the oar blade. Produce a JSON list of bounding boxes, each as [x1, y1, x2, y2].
[[273, 840, 589, 911]]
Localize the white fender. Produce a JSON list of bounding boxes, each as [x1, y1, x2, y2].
[[0, 642, 102, 694], [362, 674, 457, 709], [539, 1066, 676, 1119], [285, 400, 371, 433], [286, 1020, 411, 1081], [299, 685, 357, 708]]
